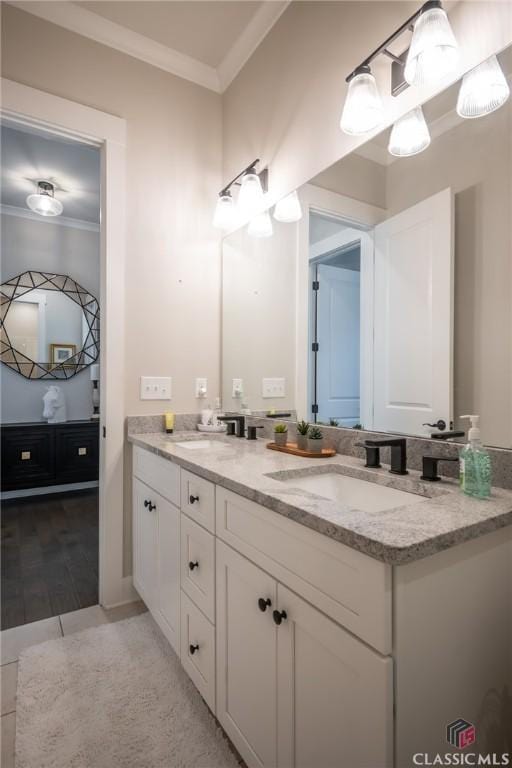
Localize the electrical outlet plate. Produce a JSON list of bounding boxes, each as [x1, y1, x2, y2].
[[140, 376, 172, 400], [195, 377, 207, 398], [232, 378, 243, 398], [262, 377, 286, 398]]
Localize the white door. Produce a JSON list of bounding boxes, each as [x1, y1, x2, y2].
[[216, 540, 278, 768], [373, 188, 453, 435], [132, 478, 158, 612], [316, 264, 360, 426], [157, 497, 180, 654], [276, 585, 393, 768]]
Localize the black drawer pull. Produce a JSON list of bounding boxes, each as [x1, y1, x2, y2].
[[189, 643, 199, 655], [144, 499, 156, 511], [273, 609, 287, 625], [189, 494, 200, 504], [188, 560, 199, 571], [258, 598, 272, 612]]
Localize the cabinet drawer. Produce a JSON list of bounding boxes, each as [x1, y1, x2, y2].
[[180, 514, 215, 622], [1, 426, 54, 490], [180, 591, 215, 713], [55, 424, 99, 483], [133, 445, 180, 506], [181, 470, 215, 533], [216, 487, 392, 654]]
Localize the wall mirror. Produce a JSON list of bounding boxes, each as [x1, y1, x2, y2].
[[222, 44, 512, 449], [0, 270, 100, 379]]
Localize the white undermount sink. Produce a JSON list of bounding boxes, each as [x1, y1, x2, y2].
[[277, 472, 425, 513], [175, 439, 229, 451]]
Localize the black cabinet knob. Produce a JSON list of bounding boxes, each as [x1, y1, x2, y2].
[[188, 560, 199, 571], [189, 644, 199, 655], [144, 500, 156, 511], [273, 609, 287, 625], [189, 494, 199, 504], [258, 597, 272, 612]]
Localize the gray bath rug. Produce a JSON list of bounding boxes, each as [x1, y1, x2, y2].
[[16, 613, 240, 768]]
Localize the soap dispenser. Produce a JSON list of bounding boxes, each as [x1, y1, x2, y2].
[[459, 415, 491, 498]]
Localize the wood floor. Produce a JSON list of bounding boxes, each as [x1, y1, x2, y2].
[[1, 490, 98, 630]]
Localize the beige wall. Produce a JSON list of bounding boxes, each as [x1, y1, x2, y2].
[[223, 1, 512, 208], [311, 153, 387, 209], [1, 4, 223, 418]]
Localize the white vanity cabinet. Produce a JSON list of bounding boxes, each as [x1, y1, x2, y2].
[[132, 477, 159, 613]]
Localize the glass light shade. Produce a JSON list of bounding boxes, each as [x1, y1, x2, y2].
[[248, 210, 273, 238], [388, 107, 431, 157], [456, 55, 510, 119], [404, 6, 458, 86], [238, 170, 264, 216], [26, 184, 63, 217], [273, 191, 302, 222], [213, 193, 235, 230], [340, 69, 385, 135]]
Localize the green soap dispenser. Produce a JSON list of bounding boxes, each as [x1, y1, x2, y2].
[[459, 415, 491, 498]]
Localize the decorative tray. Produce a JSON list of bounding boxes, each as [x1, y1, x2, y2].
[[266, 442, 336, 458]]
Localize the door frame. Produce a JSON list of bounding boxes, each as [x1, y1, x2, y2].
[[1, 78, 130, 608], [296, 183, 386, 427]]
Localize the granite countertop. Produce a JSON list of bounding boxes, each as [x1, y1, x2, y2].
[[127, 431, 512, 565]]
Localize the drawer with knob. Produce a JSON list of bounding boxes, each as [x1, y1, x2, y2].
[[180, 469, 215, 533], [180, 514, 215, 621], [180, 591, 215, 713], [133, 445, 180, 506]]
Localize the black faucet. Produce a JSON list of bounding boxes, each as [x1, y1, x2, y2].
[[362, 438, 408, 475], [217, 414, 246, 438], [355, 442, 382, 469], [421, 455, 459, 481], [246, 425, 264, 440]]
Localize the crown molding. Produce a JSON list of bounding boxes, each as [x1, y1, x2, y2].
[[218, 1, 291, 90], [1, 203, 100, 231], [8, 0, 291, 94]]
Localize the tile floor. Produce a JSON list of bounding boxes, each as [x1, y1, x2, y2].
[[0, 600, 147, 768]]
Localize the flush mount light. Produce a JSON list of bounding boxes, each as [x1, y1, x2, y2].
[[248, 210, 273, 238], [213, 190, 235, 230], [404, 1, 458, 86], [456, 55, 510, 119], [26, 181, 63, 217], [388, 106, 431, 157], [340, 65, 385, 136], [273, 190, 303, 222]]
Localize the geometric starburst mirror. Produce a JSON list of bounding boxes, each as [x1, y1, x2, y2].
[[0, 271, 100, 380]]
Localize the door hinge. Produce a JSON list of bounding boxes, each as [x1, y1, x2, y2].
[[311, 404, 319, 414], [312, 280, 319, 291], [311, 342, 319, 352], [102, 426, 106, 438]]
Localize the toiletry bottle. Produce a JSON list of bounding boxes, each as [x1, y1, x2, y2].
[[459, 415, 491, 498], [164, 412, 175, 434]]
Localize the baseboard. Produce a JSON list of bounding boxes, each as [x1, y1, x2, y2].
[[1, 480, 99, 501], [101, 577, 139, 610]]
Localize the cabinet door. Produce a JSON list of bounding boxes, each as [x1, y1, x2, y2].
[[216, 540, 278, 768], [276, 585, 393, 768], [157, 496, 180, 654], [132, 478, 158, 612]]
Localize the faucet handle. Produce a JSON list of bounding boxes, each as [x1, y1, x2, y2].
[[354, 441, 381, 468]]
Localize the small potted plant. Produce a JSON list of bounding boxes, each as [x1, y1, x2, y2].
[[308, 426, 324, 453], [296, 420, 310, 451], [274, 423, 288, 447]]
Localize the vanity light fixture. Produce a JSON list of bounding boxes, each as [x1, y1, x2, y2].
[[388, 106, 431, 157], [26, 181, 63, 217], [213, 159, 268, 230], [340, 1, 457, 136], [456, 55, 510, 119], [273, 190, 303, 222], [248, 210, 273, 238]]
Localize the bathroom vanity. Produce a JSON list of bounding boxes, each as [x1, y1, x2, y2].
[[128, 431, 512, 768]]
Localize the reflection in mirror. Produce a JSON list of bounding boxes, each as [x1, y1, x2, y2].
[[222, 45, 512, 449], [0, 271, 100, 379]]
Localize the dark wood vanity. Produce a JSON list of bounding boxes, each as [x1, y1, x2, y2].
[[1, 420, 100, 491]]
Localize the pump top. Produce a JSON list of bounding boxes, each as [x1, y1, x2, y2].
[[460, 415, 481, 442]]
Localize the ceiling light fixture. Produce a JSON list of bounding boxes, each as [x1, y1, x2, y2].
[[388, 106, 431, 157], [340, 1, 457, 137], [248, 210, 273, 238], [456, 55, 510, 119], [273, 190, 303, 222], [26, 181, 63, 217], [213, 159, 268, 231], [404, 1, 458, 86]]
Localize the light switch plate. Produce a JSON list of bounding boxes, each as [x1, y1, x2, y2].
[[262, 378, 286, 398], [140, 376, 172, 400], [195, 378, 207, 398], [232, 378, 243, 398]]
